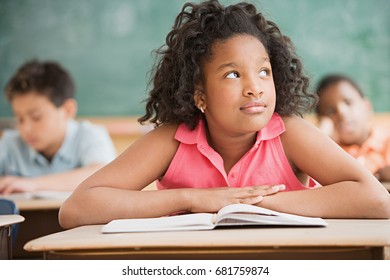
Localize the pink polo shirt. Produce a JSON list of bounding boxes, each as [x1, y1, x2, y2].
[[157, 113, 315, 191]]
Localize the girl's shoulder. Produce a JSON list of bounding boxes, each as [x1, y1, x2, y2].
[[142, 123, 180, 144], [280, 115, 310, 129], [151, 123, 180, 135], [280, 115, 320, 142], [124, 123, 181, 167]]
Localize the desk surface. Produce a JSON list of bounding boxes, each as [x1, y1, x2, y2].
[[1, 191, 71, 211], [24, 219, 390, 259], [0, 215, 24, 227]]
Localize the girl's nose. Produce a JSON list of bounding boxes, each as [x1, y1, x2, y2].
[[243, 76, 263, 98]]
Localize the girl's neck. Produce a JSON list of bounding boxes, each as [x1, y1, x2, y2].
[[205, 125, 257, 174]]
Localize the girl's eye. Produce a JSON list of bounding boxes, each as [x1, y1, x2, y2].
[[225, 72, 239, 79], [259, 69, 268, 77]]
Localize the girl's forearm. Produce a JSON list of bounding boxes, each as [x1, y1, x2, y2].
[[59, 187, 189, 229], [257, 182, 390, 218]]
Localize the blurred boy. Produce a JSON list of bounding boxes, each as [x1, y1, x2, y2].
[[316, 74, 390, 181], [0, 60, 116, 194]]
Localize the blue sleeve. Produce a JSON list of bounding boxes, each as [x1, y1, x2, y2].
[[0, 135, 7, 175], [78, 123, 117, 166]]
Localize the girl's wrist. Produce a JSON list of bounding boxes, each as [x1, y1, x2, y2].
[[179, 188, 193, 212]]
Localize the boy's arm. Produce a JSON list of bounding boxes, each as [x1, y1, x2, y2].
[[34, 163, 104, 190], [0, 133, 8, 176], [258, 116, 390, 219], [376, 166, 390, 182], [375, 138, 390, 182], [317, 115, 339, 142], [0, 121, 116, 194], [0, 163, 104, 194]]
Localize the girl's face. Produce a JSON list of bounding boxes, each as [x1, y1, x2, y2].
[[196, 34, 276, 137]]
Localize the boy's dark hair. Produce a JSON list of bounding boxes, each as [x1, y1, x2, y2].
[[315, 74, 364, 114], [316, 74, 364, 98], [4, 60, 75, 107], [139, 0, 315, 129]]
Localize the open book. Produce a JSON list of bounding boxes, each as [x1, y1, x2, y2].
[[101, 203, 327, 233]]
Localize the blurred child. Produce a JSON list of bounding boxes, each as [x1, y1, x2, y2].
[[59, 0, 390, 229], [316, 74, 390, 181], [0, 60, 116, 194]]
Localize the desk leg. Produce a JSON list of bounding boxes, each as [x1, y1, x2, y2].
[[0, 225, 12, 259], [14, 209, 63, 259], [384, 246, 390, 260]]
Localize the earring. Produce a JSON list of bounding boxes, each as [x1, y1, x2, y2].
[[199, 106, 205, 113]]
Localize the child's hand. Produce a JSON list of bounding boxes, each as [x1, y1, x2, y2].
[[317, 116, 339, 142], [318, 116, 334, 136], [0, 176, 37, 195], [185, 184, 285, 213], [375, 166, 390, 182]]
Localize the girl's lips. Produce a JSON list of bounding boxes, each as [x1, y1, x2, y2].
[[240, 101, 266, 114]]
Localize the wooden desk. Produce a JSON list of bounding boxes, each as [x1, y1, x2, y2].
[[0, 215, 24, 259], [24, 219, 390, 260], [2, 192, 70, 259]]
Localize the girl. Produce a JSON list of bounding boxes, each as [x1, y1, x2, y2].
[[59, 0, 390, 229]]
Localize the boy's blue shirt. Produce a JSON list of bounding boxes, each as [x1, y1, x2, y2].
[[0, 119, 116, 176]]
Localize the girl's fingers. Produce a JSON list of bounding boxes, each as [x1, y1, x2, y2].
[[238, 195, 263, 205], [241, 184, 285, 197], [265, 184, 286, 194]]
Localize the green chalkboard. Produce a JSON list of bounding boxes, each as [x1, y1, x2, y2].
[[1, 0, 389, 118]]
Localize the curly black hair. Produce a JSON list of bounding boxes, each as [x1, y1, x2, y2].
[[4, 59, 75, 107], [139, 0, 315, 129]]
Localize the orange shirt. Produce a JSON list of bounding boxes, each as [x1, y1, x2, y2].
[[341, 125, 390, 174]]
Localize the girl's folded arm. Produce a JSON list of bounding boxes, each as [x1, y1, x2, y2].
[[258, 116, 390, 218], [59, 124, 188, 228]]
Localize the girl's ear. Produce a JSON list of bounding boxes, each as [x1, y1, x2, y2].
[[62, 98, 78, 119], [194, 85, 206, 111]]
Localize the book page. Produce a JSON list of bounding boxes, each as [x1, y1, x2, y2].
[[215, 204, 327, 227], [217, 213, 326, 226], [102, 213, 216, 233], [216, 204, 276, 221]]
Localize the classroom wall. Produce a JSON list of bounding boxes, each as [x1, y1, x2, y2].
[[0, 0, 389, 118]]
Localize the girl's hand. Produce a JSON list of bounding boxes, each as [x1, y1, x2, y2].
[[185, 184, 285, 213]]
